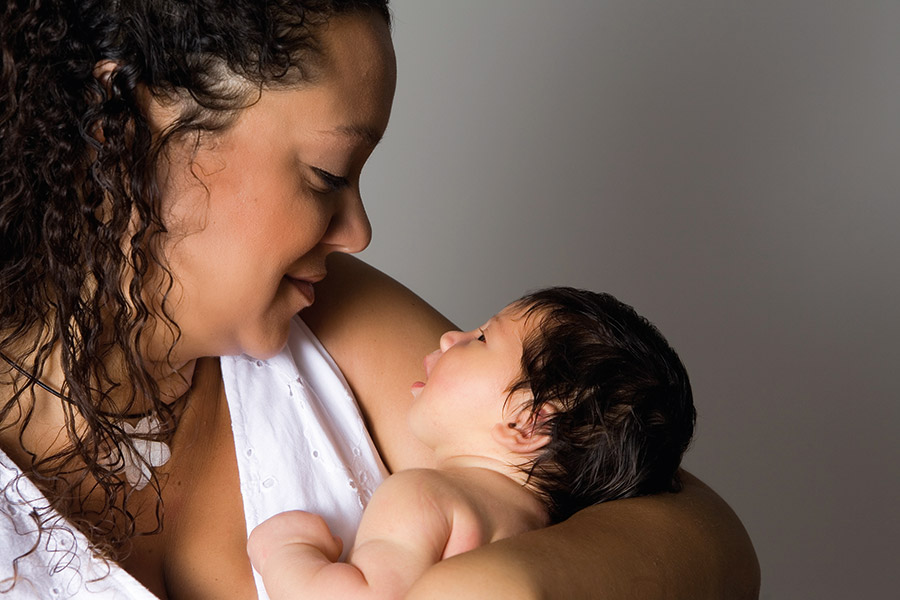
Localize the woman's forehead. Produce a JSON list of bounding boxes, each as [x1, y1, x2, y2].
[[303, 12, 396, 141], [317, 11, 396, 95]]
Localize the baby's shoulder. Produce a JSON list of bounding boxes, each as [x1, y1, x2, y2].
[[354, 469, 464, 548], [372, 468, 465, 505], [364, 469, 479, 530]]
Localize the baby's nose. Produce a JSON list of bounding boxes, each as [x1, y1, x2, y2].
[[439, 329, 466, 352]]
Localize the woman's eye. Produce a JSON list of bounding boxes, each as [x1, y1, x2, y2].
[[311, 167, 350, 193]]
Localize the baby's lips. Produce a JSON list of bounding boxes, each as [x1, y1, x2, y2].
[[410, 381, 425, 398], [422, 348, 442, 376]]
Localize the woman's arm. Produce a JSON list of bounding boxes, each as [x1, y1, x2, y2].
[[407, 471, 759, 599], [303, 254, 760, 599]]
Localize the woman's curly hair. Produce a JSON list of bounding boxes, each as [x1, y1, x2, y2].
[[0, 0, 390, 580], [508, 287, 696, 524]]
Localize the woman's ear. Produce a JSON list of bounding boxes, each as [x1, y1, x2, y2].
[[491, 405, 554, 456], [89, 60, 118, 143], [92, 60, 118, 91]]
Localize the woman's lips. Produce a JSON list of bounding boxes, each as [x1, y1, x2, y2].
[[285, 276, 316, 306], [410, 380, 425, 397]]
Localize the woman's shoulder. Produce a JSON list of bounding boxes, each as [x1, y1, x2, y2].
[[0, 452, 46, 585], [0, 451, 157, 599], [301, 254, 453, 345], [300, 255, 450, 472]]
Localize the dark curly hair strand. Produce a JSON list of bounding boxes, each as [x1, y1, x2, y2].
[[0, 0, 390, 581]]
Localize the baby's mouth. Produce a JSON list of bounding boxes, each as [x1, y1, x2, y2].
[[422, 348, 442, 378]]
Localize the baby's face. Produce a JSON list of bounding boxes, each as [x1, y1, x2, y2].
[[408, 304, 533, 450]]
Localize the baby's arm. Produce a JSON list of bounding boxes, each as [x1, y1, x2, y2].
[[248, 470, 453, 600]]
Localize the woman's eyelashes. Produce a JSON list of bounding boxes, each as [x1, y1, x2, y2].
[[311, 167, 350, 193]]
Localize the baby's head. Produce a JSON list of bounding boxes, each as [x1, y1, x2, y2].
[[410, 286, 695, 523], [507, 287, 695, 522]]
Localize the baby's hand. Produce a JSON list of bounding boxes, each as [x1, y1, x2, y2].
[[247, 510, 344, 575]]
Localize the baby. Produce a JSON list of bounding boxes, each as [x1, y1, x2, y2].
[[247, 287, 696, 599]]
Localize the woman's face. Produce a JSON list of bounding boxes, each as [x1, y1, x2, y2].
[[152, 12, 396, 364]]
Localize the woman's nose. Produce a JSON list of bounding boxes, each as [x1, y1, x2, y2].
[[322, 190, 372, 254]]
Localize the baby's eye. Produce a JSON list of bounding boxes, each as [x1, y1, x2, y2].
[[476, 329, 486, 342]]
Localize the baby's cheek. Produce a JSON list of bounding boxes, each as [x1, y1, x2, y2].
[[406, 395, 441, 446]]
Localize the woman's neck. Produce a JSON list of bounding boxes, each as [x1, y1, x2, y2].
[[0, 337, 198, 469]]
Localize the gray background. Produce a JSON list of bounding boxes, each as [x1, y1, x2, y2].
[[359, 2, 899, 598]]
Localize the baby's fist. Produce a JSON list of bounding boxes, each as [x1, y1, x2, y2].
[[247, 510, 344, 574]]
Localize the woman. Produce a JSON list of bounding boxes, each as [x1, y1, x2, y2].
[[0, 1, 759, 598]]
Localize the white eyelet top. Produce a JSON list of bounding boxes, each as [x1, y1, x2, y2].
[[0, 316, 388, 599], [222, 317, 389, 598]]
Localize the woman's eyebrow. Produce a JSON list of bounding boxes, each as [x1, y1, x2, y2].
[[325, 124, 384, 147]]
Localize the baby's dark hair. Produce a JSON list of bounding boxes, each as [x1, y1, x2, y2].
[[508, 287, 695, 523]]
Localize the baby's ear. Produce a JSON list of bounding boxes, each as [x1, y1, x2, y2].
[[491, 404, 554, 456]]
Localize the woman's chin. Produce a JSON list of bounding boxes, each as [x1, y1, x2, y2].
[[237, 323, 293, 360]]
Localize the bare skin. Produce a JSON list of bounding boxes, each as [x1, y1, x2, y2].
[[408, 471, 760, 600], [247, 303, 554, 599], [0, 255, 758, 600], [114, 254, 455, 600], [248, 467, 548, 600], [1, 9, 758, 599], [308, 254, 761, 600]]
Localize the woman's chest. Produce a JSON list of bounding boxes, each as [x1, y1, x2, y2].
[[123, 373, 258, 599]]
